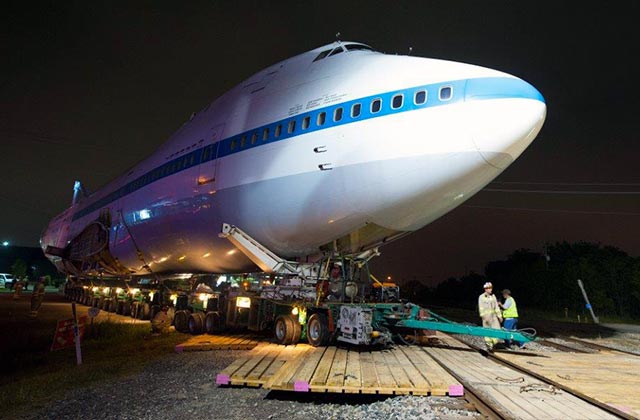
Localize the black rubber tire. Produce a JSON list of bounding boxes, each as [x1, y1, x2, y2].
[[101, 298, 111, 311], [274, 314, 301, 345], [109, 299, 118, 313], [204, 311, 225, 334], [174, 310, 190, 333], [149, 305, 161, 320], [307, 313, 330, 347], [121, 301, 131, 316], [91, 297, 99, 308], [188, 312, 206, 335], [130, 302, 139, 318], [137, 302, 150, 320]]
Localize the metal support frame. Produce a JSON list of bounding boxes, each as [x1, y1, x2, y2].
[[219, 223, 318, 277], [397, 305, 535, 343], [219, 222, 536, 343]]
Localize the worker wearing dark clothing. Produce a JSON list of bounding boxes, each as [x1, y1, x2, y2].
[[13, 279, 24, 300], [499, 289, 524, 348], [30, 278, 46, 317]]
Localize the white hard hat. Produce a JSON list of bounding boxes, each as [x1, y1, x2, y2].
[[483, 282, 493, 289]]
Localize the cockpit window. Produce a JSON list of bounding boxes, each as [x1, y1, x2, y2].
[[344, 44, 374, 52], [313, 44, 375, 63], [313, 49, 332, 62]]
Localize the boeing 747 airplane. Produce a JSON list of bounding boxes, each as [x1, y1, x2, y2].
[[41, 41, 546, 278]]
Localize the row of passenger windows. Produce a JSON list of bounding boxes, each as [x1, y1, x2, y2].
[[229, 85, 453, 152]]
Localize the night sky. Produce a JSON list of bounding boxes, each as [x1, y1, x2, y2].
[[3, 1, 639, 284]]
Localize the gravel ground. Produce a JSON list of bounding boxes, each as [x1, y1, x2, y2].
[[542, 337, 598, 353], [453, 333, 558, 353], [26, 350, 479, 420], [569, 332, 640, 356], [453, 328, 640, 355]]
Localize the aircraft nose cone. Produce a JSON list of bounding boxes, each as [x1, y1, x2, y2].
[[465, 77, 546, 169]]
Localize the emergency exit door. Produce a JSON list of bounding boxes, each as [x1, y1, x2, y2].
[[197, 124, 224, 193]]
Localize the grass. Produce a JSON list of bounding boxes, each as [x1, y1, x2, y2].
[[0, 321, 189, 418]]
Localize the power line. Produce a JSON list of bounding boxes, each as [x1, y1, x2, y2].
[[464, 205, 640, 217], [0, 128, 143, 156], [482, 188, 640, 195], [491, 181, 640, 186], [0, 193, 53, 216]]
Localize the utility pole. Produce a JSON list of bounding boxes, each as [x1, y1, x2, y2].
[[577, 279, 599, 324]]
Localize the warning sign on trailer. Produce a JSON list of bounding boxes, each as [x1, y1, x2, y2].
[[51, 316, 87, 351]]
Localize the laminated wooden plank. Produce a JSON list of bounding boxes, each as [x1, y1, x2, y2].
[[310, 346, 337, 386], [264, 344, 312, 388], [325, 348, 349, 387], [280, 346, 328, 392], [400, 346, 457, 396], [496, 351, 640, 419], [358, 351, 381, 391], [175, 334, 259, 352], [371, 350, 399, 392], [342, 350, 363, 391], [390, 346, 429, 394], [229, 344, 280, 385]]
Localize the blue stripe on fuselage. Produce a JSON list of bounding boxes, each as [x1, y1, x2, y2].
[[71, 76, 543, 221]]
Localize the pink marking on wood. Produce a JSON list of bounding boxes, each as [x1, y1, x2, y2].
[[448, 384, 464, 396], [174, 345, 184, 353], [293, 381, 310, 392], [216, 374, 230, 385]]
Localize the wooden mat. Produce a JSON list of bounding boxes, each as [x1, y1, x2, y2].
[[216, 342, 462, 396], [497, 350, 640, 419], [175, 334, 260, 352]]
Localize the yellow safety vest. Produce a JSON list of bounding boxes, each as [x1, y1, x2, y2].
[[478, 293, 500, 317], [502, 297, 518, 318]]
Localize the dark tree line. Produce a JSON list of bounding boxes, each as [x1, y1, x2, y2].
[[401, 241, 640, 320]]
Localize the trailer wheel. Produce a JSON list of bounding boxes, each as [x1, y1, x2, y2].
[[307, 313, 330, 347], [122, 301, 131, 316], [205, 311, 225, 334], [109, 299, 118, 312], [174, 310, 190, 333], [101, 298, 111, 311], [130, 302, 139, 318], [274, 315, 301, 345], [137, 302, 150, 320], [149, 304, 161, 320], [92, 297, 100, 308], [188, 312, 205, 335]]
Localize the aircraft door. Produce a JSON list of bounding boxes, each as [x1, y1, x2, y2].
[[197, 124, 224, 193]]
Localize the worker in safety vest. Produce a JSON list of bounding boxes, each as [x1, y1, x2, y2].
[[29, 277, 46, 317], [12, 278, 25, 300], [478, 282, 502, 350], [499, 289, 523, 348]]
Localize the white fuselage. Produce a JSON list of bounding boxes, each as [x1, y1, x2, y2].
[[41, 42, 546, 275]]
